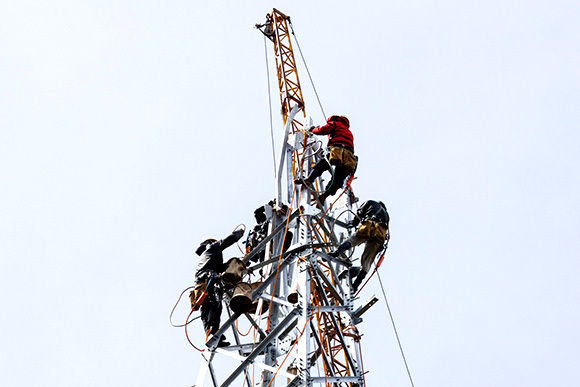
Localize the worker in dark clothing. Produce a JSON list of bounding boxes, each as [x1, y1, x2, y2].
[[245, 206, 269, 264], [256, 13, 275, 41], [330, 200, 389, 292], [295, 115, 357, 205], [245, 200, 294, 277], [194, 228, 244, 347]]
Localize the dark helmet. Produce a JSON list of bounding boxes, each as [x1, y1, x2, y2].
[[329, 115, 349, 126], [195, 238, 216, 255], [378, 201, 390, 224], [254, 206, 267, 224]]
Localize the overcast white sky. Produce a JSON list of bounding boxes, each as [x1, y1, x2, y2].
[[1, 1, 579, 386]]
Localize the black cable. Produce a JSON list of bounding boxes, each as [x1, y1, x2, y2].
[[329, 208, 358, 233], [288, 21, 326, 120], [376, 270, 416, 387]]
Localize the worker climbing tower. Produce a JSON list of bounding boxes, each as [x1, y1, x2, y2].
[[190, 9, 378, 387]]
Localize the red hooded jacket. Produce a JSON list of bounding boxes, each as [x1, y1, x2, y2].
[[311, 115, 354, 152]]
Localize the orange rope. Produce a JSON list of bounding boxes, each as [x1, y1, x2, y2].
[[265, 313, 315, 387], [184, 307, 204, 352], [251, 310, 264, 386], [354, 253, 385, 297], [236, 317, 253, 337], [354, 272, 374, 297]]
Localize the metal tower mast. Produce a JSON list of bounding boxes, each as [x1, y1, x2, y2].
[[193, 9, 375, 387]]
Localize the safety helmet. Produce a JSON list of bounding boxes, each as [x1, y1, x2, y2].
[[195, 238, 217, 255], [330, 115, 349, 126], [378, 201, 390, 224], [254, 206, 267, 224]]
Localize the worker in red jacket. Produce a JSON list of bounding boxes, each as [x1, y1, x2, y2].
[[295, 115, 358, 205]]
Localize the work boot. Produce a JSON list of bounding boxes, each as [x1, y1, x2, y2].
[[217, 335, 230, 348], [294, 177, 311, 188], [329, 241, 351, 258], [338, 266, 360, 281], [352, 269, 368, 293], [317, 193, 326, 206], [349, 190, 359, 204]]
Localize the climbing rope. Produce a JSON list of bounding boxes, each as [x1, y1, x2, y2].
[[289, 20, 326, 120], [303, 139, 324, 160], [330, 208, 357, 233], [234, 223, 247, 255], [376, 269, 416, 387], [169, 285, 201, 328], [184, 307, 205, 352], [354, 241, 388, 297]]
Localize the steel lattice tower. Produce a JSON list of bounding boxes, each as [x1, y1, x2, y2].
[[193, 9, 375, 387]]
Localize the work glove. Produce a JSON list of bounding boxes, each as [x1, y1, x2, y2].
[[304, 125, 316, 136], [233, 228, 244, 240]]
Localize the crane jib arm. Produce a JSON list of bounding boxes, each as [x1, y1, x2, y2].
[[257, 8, 306, 131]]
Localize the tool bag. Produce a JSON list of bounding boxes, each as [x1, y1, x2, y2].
[[189, 281, 208, 311], [328, 146, 358, 175], [221, 257, 246, 285], [229, 282, 253, 313], [355, 220, 387, 244]]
